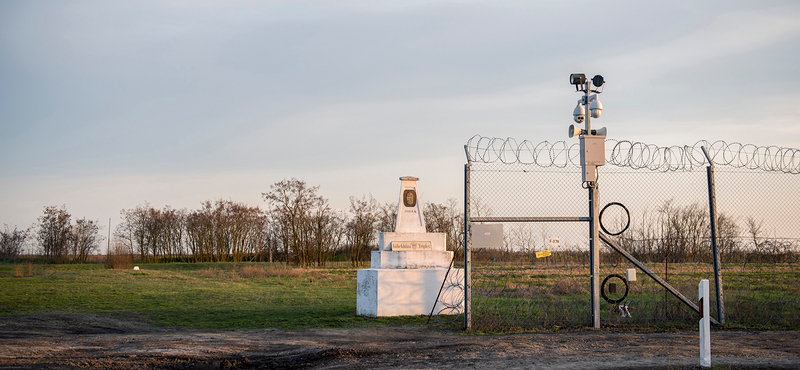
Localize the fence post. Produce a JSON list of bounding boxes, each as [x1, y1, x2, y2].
[[699, 279, 711, 368], [463, 151, 472, 330], [702, 146, 725, 325], [589, 184, 600, 328]]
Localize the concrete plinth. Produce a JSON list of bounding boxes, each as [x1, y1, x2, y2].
[[357, 268, 464, 317]]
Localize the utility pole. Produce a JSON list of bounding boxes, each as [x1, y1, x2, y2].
[[568, 73, 607, 329]]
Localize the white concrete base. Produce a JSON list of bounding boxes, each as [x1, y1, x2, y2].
[[357, 268, 464, 317], [370, 250, 453, 269]]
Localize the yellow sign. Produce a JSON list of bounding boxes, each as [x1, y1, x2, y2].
[[535, 250, 552, 258], [392, 241, 433, 251]]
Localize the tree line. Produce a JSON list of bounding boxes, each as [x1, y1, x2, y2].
[[5, 178, 463, 266], [492, 199, 796, 264], [112, 178, 462, 266], [1, 205, 103, 263]]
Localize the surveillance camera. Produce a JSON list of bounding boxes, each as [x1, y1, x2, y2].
[[573, 103, 585, 123], [570, 73, 586, 85], [590, 98, 603, 118]]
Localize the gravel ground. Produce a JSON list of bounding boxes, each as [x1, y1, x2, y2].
[[1, 312, 798, 369]]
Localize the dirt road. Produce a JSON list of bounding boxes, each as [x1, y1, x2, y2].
[[1, 313, 798, 369]]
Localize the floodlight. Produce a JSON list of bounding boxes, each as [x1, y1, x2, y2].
[[590, 98, 603, 118], [573, 103, 585, 123], [592, 75, 604, 87], [570, 73, 586, 85]]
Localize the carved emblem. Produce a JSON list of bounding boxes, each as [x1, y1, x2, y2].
[[403, 189, 417, 207]]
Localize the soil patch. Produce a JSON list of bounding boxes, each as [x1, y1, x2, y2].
[[1, 312, 798, 369]]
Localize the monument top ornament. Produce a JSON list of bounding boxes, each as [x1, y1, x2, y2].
[[395, 176, 426, 233]]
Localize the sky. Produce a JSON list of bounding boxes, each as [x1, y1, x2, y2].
[[2, 0, 799, 231]]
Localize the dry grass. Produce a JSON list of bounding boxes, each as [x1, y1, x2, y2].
[[550, 279, 587, 295], [13, 263, 35, 277], [106, 244, 134, 270], [197, 264, 308, 281], [197, 267, 220, 278]]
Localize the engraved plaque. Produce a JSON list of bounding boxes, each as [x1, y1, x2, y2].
[[391, 241, 432, 251]]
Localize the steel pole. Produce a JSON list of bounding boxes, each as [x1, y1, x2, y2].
[[582, 79, 600, 328], [463, 160, 472, 330], [703, 147, 725, 324], [589, 183, 600, 328]]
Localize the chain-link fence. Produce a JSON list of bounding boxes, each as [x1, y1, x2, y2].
[[462, 137, 800, 332]]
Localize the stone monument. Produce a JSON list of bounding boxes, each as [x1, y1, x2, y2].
[[356, 176, 464, 317]]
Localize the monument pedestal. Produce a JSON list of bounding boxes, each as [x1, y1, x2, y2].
[[357, 268, 464, 317], [356, 176, 463, 317]]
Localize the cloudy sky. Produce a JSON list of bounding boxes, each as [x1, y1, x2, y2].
[[2, 0, 799, 230]]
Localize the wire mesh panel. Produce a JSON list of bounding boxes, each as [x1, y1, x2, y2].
[[464, 136, 800, 331]]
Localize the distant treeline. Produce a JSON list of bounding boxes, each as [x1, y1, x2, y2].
[[2, 206, 102, 263], [6, 180, 796, 266], [484, 199, 798, 264], [114, 178, 462, 266], [5, 178, 462, 266]]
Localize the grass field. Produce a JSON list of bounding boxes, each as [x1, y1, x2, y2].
[[2, 260, 797, 332], [0, 262, 429, 329]]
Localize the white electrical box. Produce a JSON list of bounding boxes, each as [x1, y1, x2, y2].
[[580, 135, 605, 166], [626, 268, 636, 282], [580, 135, 605, 182]]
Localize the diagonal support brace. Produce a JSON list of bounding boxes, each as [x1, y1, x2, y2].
[[599, 233, 720, 326]]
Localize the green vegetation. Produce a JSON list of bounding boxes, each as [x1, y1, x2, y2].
[[0, 262, 428, 329], [2, 260, 796, 332], [469, 261, 800, 332]]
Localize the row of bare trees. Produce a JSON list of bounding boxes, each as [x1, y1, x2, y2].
[[598, 200, 795, 263], [10, 205, 105, 262], [3, 179, 463, 265], [108, 178, 463, 267], [115, 200, 268, 263], [1, 225, 29, 260], [488, 199, 797, 264]]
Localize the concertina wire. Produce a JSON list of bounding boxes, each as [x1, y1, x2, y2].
[[465, 135, 800, 174]]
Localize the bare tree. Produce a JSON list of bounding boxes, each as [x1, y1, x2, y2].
[[376, 202, 397, 233], [183, 200, 266, 262], [746, 216, 764, 253], [423, 198, 463, 256], [115, 204, 149, 262], [1, 225, 29, 260], [346, 195, 379, 266], [657, 200, 709, 261], [37, 205, 71, 259], [263, 179, 329, 267], [308, 203, 344, 266], [70, 218, 102, 263], [716, 213, 740, 259]]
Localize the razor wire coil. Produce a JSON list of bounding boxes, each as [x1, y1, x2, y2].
[[465, 135, 800, 174]]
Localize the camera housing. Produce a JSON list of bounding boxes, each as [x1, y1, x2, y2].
[[573, 103, 585, 123]]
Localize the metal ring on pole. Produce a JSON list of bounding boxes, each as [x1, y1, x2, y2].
[[601, 274, 629, 304], [599, 202, 630, 236]]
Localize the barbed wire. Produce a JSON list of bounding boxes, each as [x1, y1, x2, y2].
[[465, 135, 800, 174]]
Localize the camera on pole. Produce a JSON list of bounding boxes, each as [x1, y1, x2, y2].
[[568, 73, 607, 183]]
